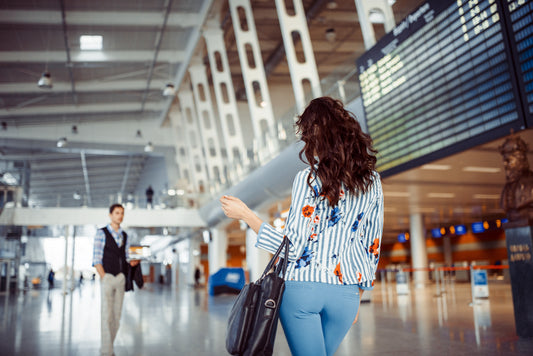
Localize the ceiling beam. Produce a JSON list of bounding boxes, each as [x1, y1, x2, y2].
[[0, 50, 187, 63], [0, 80, 168, 94], [0, 102, 162, 117], [0, 10, 202, 27]]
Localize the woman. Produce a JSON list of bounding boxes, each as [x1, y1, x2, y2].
[[220, 96, 383, 356]]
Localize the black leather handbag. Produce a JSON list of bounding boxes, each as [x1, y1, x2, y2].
[[226, 238, 289, 356]]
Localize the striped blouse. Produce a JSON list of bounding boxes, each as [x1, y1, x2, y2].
[[256, 167, 384, 289]]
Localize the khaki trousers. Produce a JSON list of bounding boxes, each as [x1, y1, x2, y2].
[[100, 273, 125, 356]]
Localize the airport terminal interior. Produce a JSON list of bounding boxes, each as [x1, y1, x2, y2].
[[1, 0, 533, 355]]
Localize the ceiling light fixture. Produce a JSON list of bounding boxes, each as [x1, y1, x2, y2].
[[368, 9, 385, 24], [71, 125, 78, 134], [326, 1, 338, 10], [136, 130, 143, 138], [325, 28, 336, 42], [144, 142, 154, 152], [38, 71, 53, 89], [421, 164, 451, 170], [462, 166, 501, 173], [473, 194, 500, 199], [80, 35, 103, 51], [427, 192, 455, 198], [163, 83, 176, 97], [56, 137, 67, 148], [386, 191, 410, 197]]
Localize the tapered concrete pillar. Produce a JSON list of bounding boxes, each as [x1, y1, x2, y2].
[[410, 213, 429, 288], [208, 227, 228, 277], [274, 0, 322, 113]]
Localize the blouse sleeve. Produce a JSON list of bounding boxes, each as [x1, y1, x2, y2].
[[256, 169, 314, 262]]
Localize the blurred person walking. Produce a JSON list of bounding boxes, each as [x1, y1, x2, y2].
[[93, 204, 139, 356]]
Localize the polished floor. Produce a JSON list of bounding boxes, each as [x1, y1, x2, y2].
[[1, 277, 532, 355]]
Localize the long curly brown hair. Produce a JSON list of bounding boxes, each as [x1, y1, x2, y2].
[[295, 97, 378, 206]]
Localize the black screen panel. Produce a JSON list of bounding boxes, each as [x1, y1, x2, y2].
[[357, 0, 527, 176]]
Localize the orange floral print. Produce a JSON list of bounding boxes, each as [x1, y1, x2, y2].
[[309, 233, 317, 240], [334, 263, 343, 284], [368, 238, 380, 258], [356, 272, 362, 282], [302, 205, 314, 218], [313, 215, 320, 224]]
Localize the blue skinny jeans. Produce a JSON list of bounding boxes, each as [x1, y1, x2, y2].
[[279, 281, 360, 356]]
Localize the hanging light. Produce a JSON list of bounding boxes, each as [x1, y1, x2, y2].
[[38, 71, 53, 89], [144, 142, 154, 152], [325, 28, 336, 42], [326, 0, 338, 9], [162, 83, 176, 97], [56, 137, 67, 148]]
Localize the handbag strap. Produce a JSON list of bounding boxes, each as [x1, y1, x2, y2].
[[259, 237, 289, 281]]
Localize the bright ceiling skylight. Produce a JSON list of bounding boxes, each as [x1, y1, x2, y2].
[[80, 35, 103, 50]]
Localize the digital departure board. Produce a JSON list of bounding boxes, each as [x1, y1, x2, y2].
[[503, 0, 533, 126], [357, 0, 529, 176]]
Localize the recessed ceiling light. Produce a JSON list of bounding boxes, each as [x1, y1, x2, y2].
[[412, 207, 436, 213], [427, 192, 455, 198], [144, 142, 154, 152], [80, 35, 103, 50], [386, 192, 410, 197], [368, 9, 385, 24], [462, 166, 501, 173], [473, 194, 500, 199], [421, 164, 451, 170]]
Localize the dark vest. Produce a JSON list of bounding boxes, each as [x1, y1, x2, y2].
[[101, 227, 127, 276]]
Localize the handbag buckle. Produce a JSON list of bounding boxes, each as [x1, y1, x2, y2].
[[264, 299, 276, 309]]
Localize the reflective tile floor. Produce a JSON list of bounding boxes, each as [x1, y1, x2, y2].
[[1, 279, 533, 355]]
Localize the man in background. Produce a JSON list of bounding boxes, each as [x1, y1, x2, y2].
[[93, 204, 139, 356]]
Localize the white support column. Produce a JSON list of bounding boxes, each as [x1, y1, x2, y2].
[[274, 0, 322, 113], [189, 58, 227, 192], [354, 0, 396, 50], [204, 24, 248, 179], [229, 0, 278, 162], [70, 226, 76, 291], [168, 107, 195, 190], [62, 225, 70, 295], [177, 89, 209, 193], [410, 213, 429, 288], [246, 227, 272, 282], [208, 227, 228, 277]]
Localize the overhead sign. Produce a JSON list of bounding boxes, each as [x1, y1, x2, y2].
[[357, 0, 531, 176]]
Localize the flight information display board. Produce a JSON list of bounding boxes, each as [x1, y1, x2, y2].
[[357, 0, 527, 176], [503, 0, 533, 127]]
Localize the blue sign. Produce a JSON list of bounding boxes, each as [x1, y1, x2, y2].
[[472, 221, 485, 233], [473, 270, 488, 286], [431, 228, 442, 238], [455, 225, 467, 235], [398, 233, 407, 243]]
